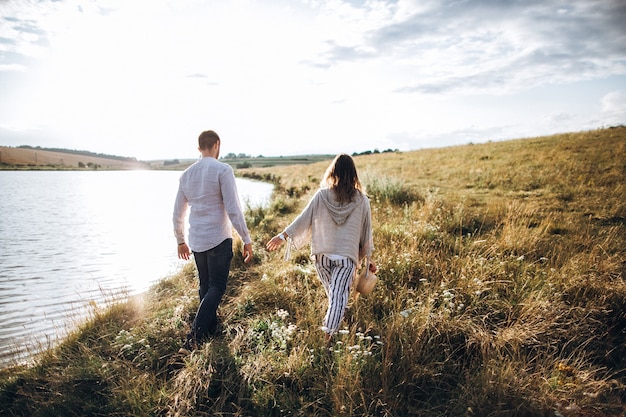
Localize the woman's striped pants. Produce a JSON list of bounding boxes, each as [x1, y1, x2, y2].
[[314, 254, 356, 334]]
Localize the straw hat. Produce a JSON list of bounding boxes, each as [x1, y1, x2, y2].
[[356, 268, 377, 296]]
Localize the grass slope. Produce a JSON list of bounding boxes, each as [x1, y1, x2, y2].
[[1, 127, 624, 416]]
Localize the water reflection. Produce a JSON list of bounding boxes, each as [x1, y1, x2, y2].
[[0, 170, 273, 367]]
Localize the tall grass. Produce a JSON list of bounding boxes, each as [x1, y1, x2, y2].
[[1, 127, 624, 416]]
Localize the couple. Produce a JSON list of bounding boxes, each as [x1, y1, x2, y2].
[[173, 130, 377, 351]]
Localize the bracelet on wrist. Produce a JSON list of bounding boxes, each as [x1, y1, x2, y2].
[[278, 233, 285, 241]]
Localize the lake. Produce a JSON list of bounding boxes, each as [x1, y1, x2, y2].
[[0, 170, 273, 368]]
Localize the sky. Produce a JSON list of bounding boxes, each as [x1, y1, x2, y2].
[[0, 0, 625, 161]]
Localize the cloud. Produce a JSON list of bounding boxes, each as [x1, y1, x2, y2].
[[0, 5, 55, 70], [600, 91, 626, 124], [320, 40, 377, 63], [384, 124, 513, 151], [0, 35, 17, 47], [0, 123, 63, 147], [0, 0, 624, 159], [0, 63, 26, 72], [308, 0, 626, 95]]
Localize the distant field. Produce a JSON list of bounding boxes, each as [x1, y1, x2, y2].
[[0, 146, 148, 170], [221, 154, 336, 169], [0, 145, 335, 171], [149, 154, 336, 170]]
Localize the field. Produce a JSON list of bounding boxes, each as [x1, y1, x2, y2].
[[0, 127, 624, 416], [148, 154, 337, 170], [0, 145, 335, 171], [0, 146, 148, 170]]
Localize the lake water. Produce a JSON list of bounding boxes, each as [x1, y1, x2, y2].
[[0, 170, 273, 368]]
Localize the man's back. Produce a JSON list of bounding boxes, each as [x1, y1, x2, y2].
[[174, 157, 247, 252], [180, 157, 227, 218]]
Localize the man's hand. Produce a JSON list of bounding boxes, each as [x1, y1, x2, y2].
[[177, 243, 191, 260], [243, 242, 253, 263]]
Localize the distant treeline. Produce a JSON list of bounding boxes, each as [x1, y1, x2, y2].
[[352, 148, 399, 156], [224, 148, 400, 160], [17, 145, 138, 162]]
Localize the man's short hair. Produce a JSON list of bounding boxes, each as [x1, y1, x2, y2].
[[198, 130, 220, 150]]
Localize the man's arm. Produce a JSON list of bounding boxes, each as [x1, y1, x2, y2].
[[220, 167, 254, 263], [173, 183, 190, 258]]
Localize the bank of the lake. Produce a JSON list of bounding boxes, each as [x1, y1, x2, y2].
[[0, 171, 273, 368]]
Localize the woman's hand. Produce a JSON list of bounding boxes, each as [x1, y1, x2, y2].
[[369, 260, 378, 273], [266, 233, 287, 251]]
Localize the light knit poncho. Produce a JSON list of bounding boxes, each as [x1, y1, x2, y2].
[[284, 188, 373, 265]]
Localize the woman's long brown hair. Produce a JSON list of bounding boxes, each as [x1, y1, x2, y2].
[[321, 154, 364, 204]]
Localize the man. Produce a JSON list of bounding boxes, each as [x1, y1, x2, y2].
[[173, 130, 253, 351]]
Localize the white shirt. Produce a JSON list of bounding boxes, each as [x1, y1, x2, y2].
[[173, 156, 251, 252]]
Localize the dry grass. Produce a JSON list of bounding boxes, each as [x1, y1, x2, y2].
[[1, 127, 624, 416]]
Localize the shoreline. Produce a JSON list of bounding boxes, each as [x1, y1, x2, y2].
[[0, 173, 275, 371]]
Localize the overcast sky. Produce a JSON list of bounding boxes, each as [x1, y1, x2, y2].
[[1, 0, 625, 160]]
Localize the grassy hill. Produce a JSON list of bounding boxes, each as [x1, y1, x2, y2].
[[0, 145, 335, 171], [0, 127, 624, 416], [0, 146, 149, 170]]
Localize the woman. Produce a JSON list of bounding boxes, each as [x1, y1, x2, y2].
[[266, 154, 377, 341]]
